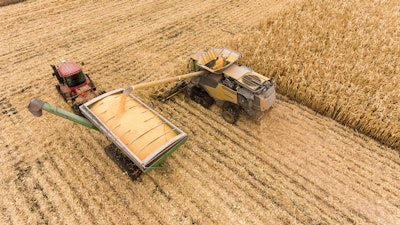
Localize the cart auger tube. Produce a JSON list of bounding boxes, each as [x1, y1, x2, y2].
[[28, 98, 99, 130]]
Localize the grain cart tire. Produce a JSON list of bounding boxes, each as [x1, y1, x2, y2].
[[221, 102, 239, 124], [72, 103, 83, 116], [105, 144, 143, 180]]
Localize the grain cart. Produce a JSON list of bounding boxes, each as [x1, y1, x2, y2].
[[28, 70, 204, 179], [52, 61, 102, 115]]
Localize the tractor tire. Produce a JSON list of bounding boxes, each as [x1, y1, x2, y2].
[[221, 102, 239, 124], [56, 84, 67, 102]]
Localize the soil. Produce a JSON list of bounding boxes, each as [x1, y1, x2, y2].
[[0, 0, 399, 224]]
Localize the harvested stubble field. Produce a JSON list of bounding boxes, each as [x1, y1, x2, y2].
[[0, 0, 399, 224]]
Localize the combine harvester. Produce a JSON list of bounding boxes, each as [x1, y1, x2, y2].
[[28, 48, 276, 179]]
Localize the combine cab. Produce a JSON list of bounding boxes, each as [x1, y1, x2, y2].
[[51, 61, 100, 114]]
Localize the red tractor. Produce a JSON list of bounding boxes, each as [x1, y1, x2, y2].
[[51, 61, 101, 115]]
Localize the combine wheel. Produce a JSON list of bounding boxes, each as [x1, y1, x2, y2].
[[221, 102, 239, 124], [188, 86, 214, 108]]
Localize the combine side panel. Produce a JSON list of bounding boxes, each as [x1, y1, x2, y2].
[[80, 89, 187, 172]]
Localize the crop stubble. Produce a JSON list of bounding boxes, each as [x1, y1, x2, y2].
[[1, 0, 399, 224]]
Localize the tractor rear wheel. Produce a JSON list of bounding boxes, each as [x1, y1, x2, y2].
[[221, 102, 239, 124]]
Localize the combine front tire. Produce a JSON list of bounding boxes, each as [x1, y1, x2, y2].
[[222, 102, 239, 124]]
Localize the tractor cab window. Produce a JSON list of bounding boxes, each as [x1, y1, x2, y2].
[[65, 71, 86, 87]]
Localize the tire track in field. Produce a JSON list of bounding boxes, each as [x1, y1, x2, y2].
[[42, 136, 158, 224], [262, 102, 400, 223], [164, 100, 339, 224], [34, 158, 80, 224], [274, 102, 400, 206], [169, 99, 378, 222], [157, 100, 302, 222], [198, 95, 400, 210], [12, 160, 52, 225], [35, 130, 137, 224], [75, 130, 210, 224], [59, 129, 222, 224]]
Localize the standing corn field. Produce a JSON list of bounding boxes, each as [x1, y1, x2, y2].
[[229, 0, 400, 149]]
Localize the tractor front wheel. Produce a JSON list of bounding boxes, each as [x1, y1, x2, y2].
[[56, 85, 67, 102], [221, 102, 239, 124]]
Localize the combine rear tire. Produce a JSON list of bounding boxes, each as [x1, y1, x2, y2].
[[222, 102, 239, 124]]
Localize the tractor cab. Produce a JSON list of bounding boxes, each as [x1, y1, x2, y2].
[[51, 61, 99, 115], [55, 61, 88, 88]]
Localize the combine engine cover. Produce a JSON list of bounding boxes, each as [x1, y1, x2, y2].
[[222, 63, 276, 118]]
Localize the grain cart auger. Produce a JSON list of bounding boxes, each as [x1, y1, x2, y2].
[[154, 48, 277, 124], [28, 71, 204, 180]]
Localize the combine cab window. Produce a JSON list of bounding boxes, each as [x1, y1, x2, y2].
[[65, 71, 86, 87]]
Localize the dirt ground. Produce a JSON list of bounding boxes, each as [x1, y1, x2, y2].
[[1, 0, 399, 224]]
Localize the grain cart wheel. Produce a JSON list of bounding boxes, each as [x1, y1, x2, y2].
[[72, 103, 83, 116], [221, 102, 239, 124], [105, 144, 143, 181]]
